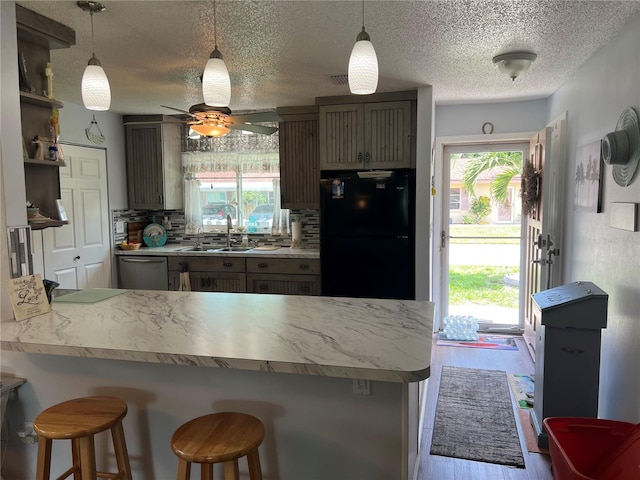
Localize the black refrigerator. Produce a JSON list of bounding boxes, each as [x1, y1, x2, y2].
[[320, 169, 415, 300]]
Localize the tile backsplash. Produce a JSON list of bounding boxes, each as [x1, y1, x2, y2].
[[112, 209, 319, 248]]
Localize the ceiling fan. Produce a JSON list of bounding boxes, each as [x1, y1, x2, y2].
[[160, 104, 281, 137]]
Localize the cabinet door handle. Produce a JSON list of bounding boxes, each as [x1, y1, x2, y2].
[[299, 286, 310, 293], [357, 152, 363, 163], [201, 278, 205, 288], [223, 262, 233, 268], [259, 283, 269, 291], [365, 152, 371, 164], [74, 256, 81, 261], [298, 264, 309, 270], [158, 194, 163, 203], [207, 277, 211, 287], [259, 263, 268, 269]]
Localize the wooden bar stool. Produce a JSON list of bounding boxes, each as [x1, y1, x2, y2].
[[33, 395, 132, 480], [171, 412, 264, 480]]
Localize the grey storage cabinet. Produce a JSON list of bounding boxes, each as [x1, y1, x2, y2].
[[124, 116, 183, 210], [530, 281, 608, 448]]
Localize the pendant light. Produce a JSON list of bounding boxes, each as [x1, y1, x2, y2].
[[348, 0, 378, 95], [202, 0, 231, 107], [78, 1, 111, 111]]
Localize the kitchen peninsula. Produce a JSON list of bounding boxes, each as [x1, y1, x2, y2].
[[1, 290, 433, 480]]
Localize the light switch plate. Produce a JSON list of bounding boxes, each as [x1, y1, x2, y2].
[[353, 379, 371, 395]]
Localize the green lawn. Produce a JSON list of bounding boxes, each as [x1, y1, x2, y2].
[[449, 265, 520, 308], [449, 224, 521, 244]]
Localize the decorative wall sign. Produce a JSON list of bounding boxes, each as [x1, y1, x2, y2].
[[610, 202, 638, 232], [6, 274, 51, 321], [574, 140, 603, 212]]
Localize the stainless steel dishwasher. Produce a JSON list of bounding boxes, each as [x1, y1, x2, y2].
[[117, 256, 168, 290]]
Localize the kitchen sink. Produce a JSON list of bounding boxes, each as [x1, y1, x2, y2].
[[209, 247, 254, 252]]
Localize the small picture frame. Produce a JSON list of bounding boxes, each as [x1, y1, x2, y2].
[[56, 199, 68, 222]]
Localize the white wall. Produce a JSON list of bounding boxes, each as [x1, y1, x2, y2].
[[435, 98, 547, 137], [548, 14, 640, 422]]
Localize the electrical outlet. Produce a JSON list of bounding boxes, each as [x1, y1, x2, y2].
[[115, 221, 125, 234], [352, 379, 371, 395]]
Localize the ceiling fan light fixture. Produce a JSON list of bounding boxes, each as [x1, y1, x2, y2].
[[492, 51, 537, 81], [78, 1, 111, 111], [202, 47, 231, 107], [190, 122, 230, 137]]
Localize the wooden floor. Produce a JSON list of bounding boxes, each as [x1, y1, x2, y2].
[[417, 335, 553, 480]]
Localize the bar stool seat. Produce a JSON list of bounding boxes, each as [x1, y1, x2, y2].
[[171, 412, 264, 480], [34, 395, 132, 480]]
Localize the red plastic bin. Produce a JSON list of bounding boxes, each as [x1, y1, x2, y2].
[[543, 417, 640, 480]]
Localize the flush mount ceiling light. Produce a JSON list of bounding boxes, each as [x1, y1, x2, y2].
[[77, 1, 111, 111], [348, 0, 378, 95], [202, 0, 231, 107], [492, 51, 537, 81]]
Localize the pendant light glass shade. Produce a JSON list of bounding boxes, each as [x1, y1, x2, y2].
[[202, 48, 231, 107], [348, 29, 378, 95], [190, 122, 230, 137], [82, 56, 111, 111]]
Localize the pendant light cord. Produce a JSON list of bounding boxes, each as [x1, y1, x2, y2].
[[361, 0, 365, 29], [90, 10, 96, 57], [213, 0, 218, 49]]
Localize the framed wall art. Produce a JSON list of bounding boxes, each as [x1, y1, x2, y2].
[[574, 140, 604, 212]]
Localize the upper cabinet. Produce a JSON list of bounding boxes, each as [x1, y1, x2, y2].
[[17, 5, 75, 230], [124, 116, 183, 210], [317, 92, 416, 171], [277, 105, 319, 209]]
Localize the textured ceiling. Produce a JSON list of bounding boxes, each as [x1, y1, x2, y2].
[[16, 1, 640, 115]]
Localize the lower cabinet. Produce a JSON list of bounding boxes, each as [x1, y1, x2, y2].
[[168, 256, 246, 293], [246, 258, 321, 296], [167, 256, 321, 296]]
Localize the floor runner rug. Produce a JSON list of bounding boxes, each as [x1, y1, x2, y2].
[[430, 366, 525, 468], [508, 373, 535, 409], [436, 332, 518, 350]]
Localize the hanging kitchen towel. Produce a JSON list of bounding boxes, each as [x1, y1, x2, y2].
[[178, 262, 191, 291]]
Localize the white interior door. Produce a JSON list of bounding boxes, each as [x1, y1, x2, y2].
[[43, 144, 111, 289], [522, 113, 567, 357]]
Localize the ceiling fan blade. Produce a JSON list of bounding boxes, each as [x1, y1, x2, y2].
[[123, 120, 186, 125], [161, 105, 197, 118], [228, 112, 283, 124], [226, 123, 279, 135]]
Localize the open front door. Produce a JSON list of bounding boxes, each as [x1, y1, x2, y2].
[[522, 114, 567, 358]]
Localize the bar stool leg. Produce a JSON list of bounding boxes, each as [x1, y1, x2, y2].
[[247, 449, 263, 480], [35, 436, 52, 480], [77, 435, 97, 479], [71, 439, 81, 480], [176, 458, 191, 480], [201, 463, 214, 480], [111, 421, 133, 480], [224, 458, 239, 480]]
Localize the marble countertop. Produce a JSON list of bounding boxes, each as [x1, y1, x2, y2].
[[115, 245, 320, 259], [1, 290, 433, 383]]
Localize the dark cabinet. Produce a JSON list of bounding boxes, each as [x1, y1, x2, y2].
[[124, 116, 182, 210], [317, 96, 415, 171], [277, 106, 320, 209], [168, 256, 246, 293], [246, 257, 321, 296]]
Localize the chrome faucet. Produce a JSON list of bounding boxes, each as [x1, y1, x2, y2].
[[226, 214, 233, 247]]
